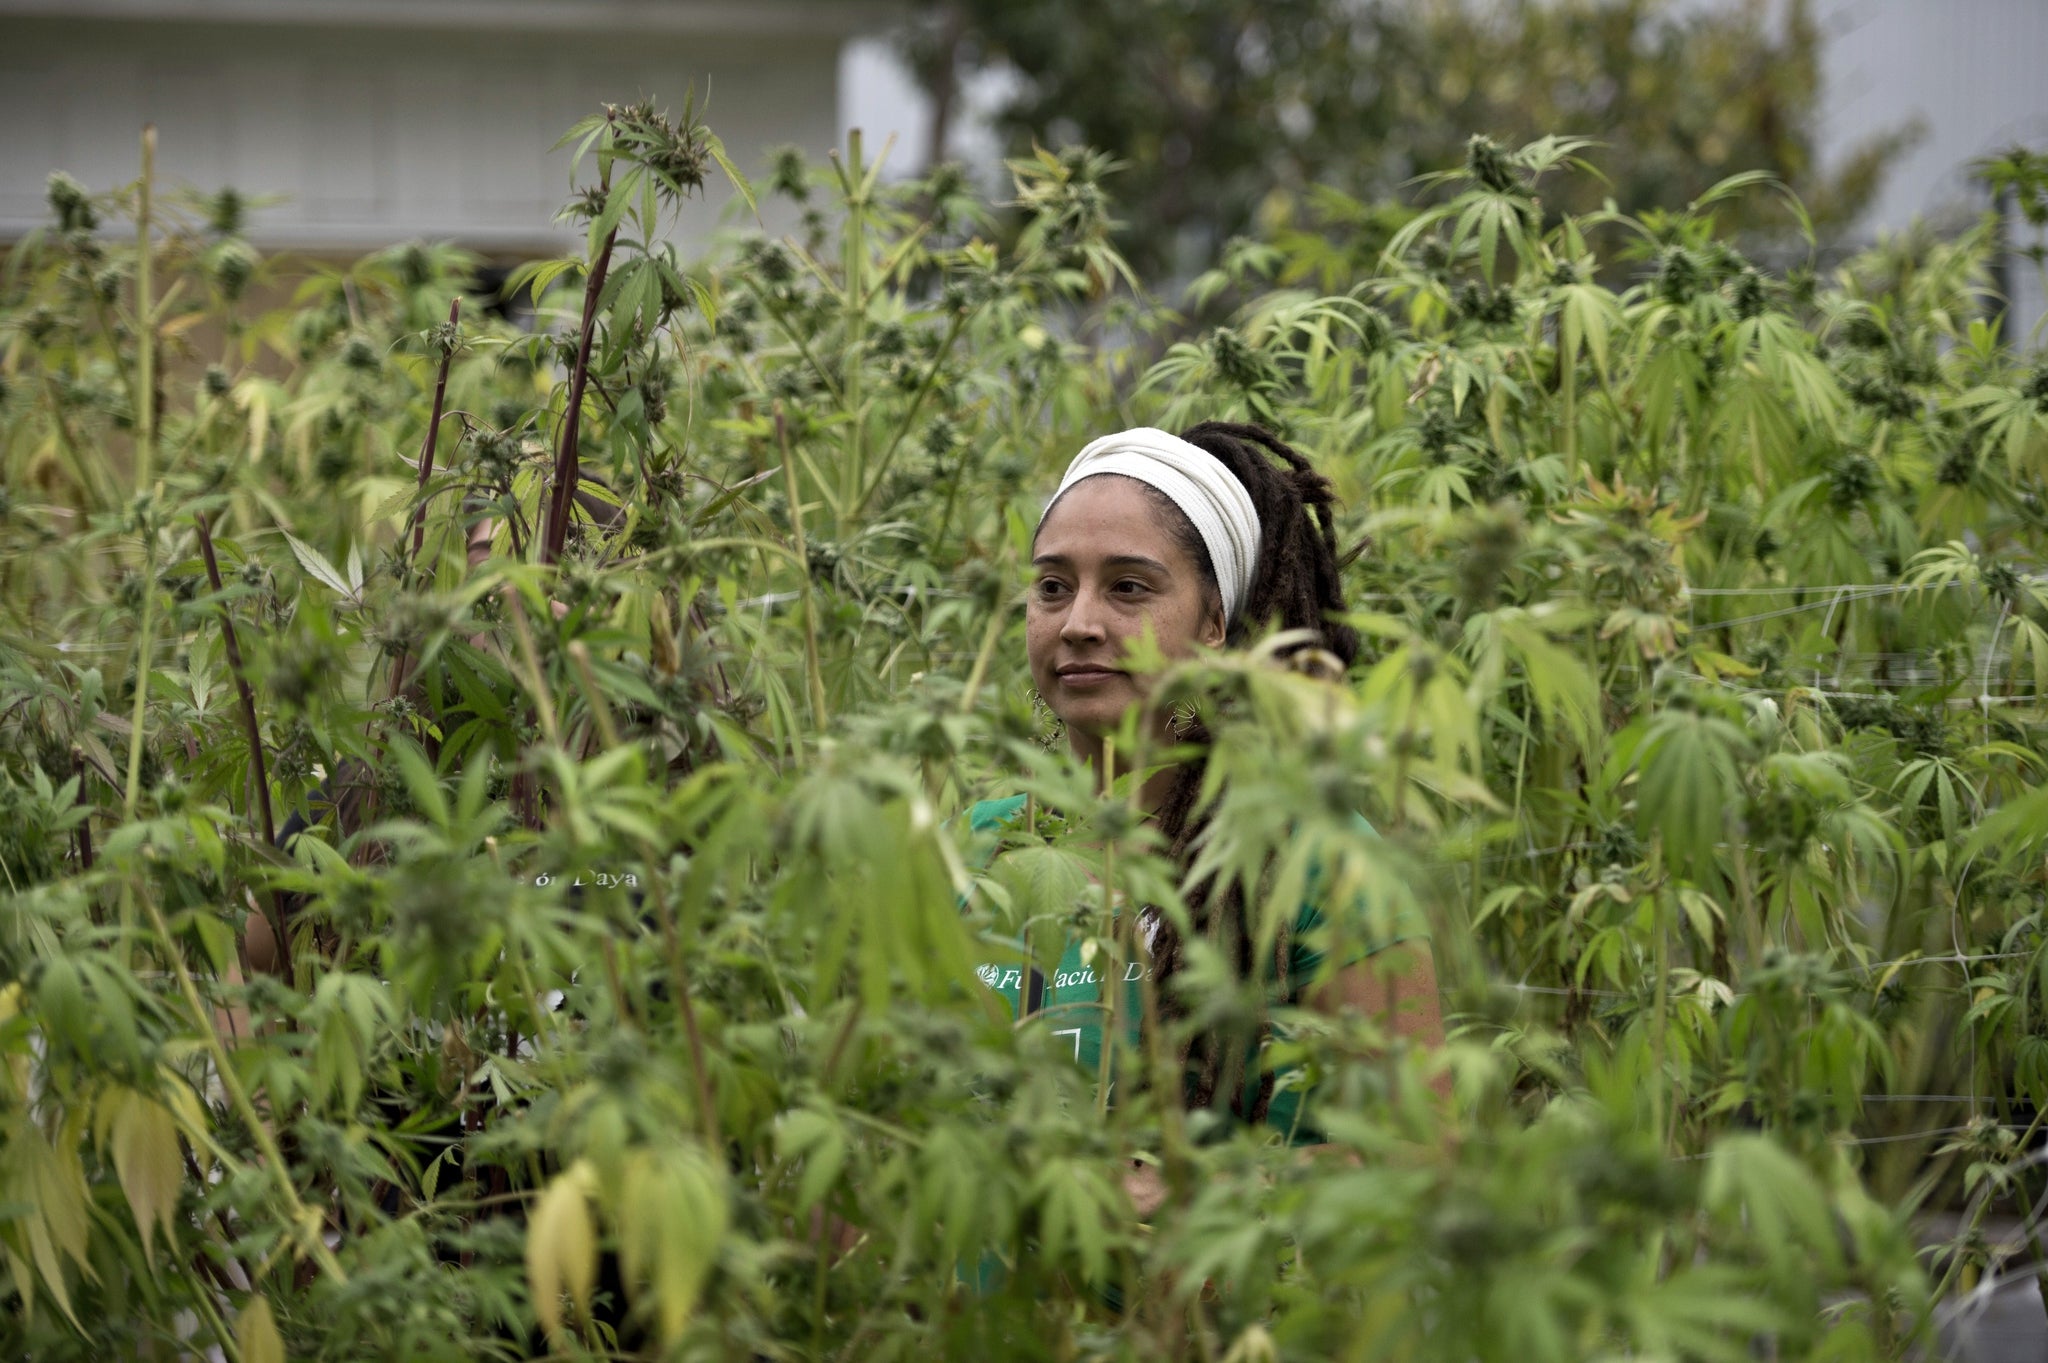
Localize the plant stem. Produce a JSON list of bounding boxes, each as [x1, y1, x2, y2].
[[506, 590, 561, 750], [195, 509, 295, 985], [138, 885, 347, 1284], [1652, 879, 1671, 1150], [836, 130, 868, 529], [852, 306, 967, 518], [195, 512, 278, 850], [135, 124, 156, 493], [739, 278, 845, 405], [70, 745, 95, 875], [409, 297, 462, 565], [956, 589, 1010, 716], [543, 157, 617, 566], [123, 552, 157, 818], [1128, 727, 1190, 1176], [565, 641, 622, 751], [173, 1254, 245, 1363], [1097, 741, 1120, 1118], [776, 407, 829, 732], [647, 862, 722, 1150], [1559, 332, 1577, 484]]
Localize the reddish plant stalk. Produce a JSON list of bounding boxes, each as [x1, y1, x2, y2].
[[388, 297, 462, 703], [71, 745, 94, 874], [195, 509, 293, 984], [542, 227, 619, 565], [408, 297, 461, 563]]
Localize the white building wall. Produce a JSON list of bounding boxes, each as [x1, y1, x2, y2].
[[1815, 0, 2048, 340], [0, 4, 881, 253]]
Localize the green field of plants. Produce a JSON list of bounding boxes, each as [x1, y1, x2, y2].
[[5, 104, 2048, 1360]]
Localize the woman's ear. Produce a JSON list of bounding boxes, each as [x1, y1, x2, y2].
[[1200, 599, 1227, 649]]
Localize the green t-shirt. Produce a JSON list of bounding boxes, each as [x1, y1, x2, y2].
[[963, 794, 1422, 1145]]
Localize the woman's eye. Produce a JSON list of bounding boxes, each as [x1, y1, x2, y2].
[[1112, 579, 1148, 596], [1033, 579, 1068, 599]]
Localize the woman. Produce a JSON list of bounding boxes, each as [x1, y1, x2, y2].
[[968, 421, 1443, 1212]]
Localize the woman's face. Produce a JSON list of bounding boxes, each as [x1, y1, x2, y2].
[[1027, 475, 1226, 739]]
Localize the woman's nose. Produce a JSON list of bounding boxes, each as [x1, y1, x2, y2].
[[1059, 585, 1110, 643]]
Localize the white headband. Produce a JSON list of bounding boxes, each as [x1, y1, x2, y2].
[[1040, 427, 1262, 623]]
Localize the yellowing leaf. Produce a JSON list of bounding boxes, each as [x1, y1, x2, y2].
[[103, 1089, 184, 1267], [238, 1294, 285, 1363], [616, 1143, 729, 1344], [526, 1160, 598, 1340]]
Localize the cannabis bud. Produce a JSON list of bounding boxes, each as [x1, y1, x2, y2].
[[340, 334, 380, 372], [621, 98, 709, 198], [744, 239, 796, 286], [1655, 248, 1703, 306], [396, 243, 434, 290], [1827, 453, 1880, 510], [922, 415, 959, 460], [1357, 305, 1393, 356], [1842, 314, 1888, 351], [768, 145, 809, 202], [422, 320, 463, 360], [869, 320, 909, 359], [637, 373, 669, 426], [1464, 135, 1518, 195], [46, 172, 97, 233], [1455, 283, 1515, 326], [1936, 438, 1977, 487], [207, 239, 259, 300], [152, 773, 187, 814], [1208, 326, 1277, 392], [1418, 408, 1456, 462], [1729, 268, 1767, 320], [2026, 365, 2048, 413], [208, 187, 247, 236], [315, 442, 356, 484]]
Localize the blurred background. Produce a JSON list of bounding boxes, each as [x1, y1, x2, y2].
[[1, 0, 2043, 332]]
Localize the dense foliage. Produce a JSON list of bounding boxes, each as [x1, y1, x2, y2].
[[4, 105, 2048, 1361], [900, 0, 1915, 272]]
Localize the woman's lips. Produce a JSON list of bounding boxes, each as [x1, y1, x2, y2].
[[1056, 667, 1123, 689]]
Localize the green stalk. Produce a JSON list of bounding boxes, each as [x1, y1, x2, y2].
[[1095, 740, 1120, 1118], [408, 297, 461, 565], [135, 124, 156, 492], [195, 509, 294, 985], [955, 592, 1010, 716], [776, 407, 829, 732], [542, 135, 616, 567], [173, 1255, 244, 1363], [836, 130, 868, 530], [1559, 334, 1577, 484], [1128, 725, 1190, 1176], [122, 552, 156, 817], [565, 641, 622, 751], [138, 885, 347, 1284], [505, 590, 562, 750], [852, 306, 968, 518], [739, 279, 845, 405], [561, 642, 723, 1144], [1652, 879, 1671, 1150]]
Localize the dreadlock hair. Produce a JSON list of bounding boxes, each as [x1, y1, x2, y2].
[[1121, 421, 1359, 1122]]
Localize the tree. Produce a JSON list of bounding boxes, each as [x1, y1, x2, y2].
[[902, 0, 1916, 275]]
